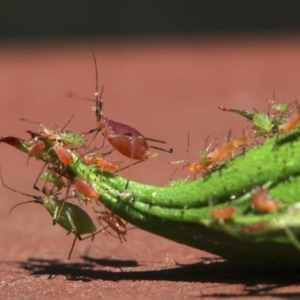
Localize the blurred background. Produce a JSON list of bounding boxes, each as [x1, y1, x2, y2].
[[1, 1, 300, 297]]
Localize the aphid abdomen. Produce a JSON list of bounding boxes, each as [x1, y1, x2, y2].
[[104, 119, 150, 160], [28, 139, 45, 155], [42, 196, 97, 235], [53, 143, 73, 165], [74, 177, 99, 201]]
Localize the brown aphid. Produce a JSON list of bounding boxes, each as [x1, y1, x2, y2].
[[71, 51, 173, 161], [28, 139, 45, 155], [211, 206, 236, 219], [251, 187, 280, 213], [97, 210, 127, 242], [82, 152, 120, 172], [73, 177, 99, 202]]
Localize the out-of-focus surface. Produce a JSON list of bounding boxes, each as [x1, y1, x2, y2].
[[1, 35, 300, 299]]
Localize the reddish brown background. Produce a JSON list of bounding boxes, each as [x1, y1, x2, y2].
[[1, 35, 300, 298]]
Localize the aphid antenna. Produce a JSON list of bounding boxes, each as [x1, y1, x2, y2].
[[0, 171, 44, 214], [8, 199, 42, 215], [48, 114, 75, 132], [65, 92, 94, 102], [19, 117, 42, 126]]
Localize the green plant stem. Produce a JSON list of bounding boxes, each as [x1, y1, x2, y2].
[[2, 130, 300, 269]]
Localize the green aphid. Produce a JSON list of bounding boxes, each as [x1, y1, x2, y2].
[[2, 172, 98, 259], [253, 113, 273, 132], [60, 131, 84, 145], [252, 113, 275, 136], [219, 105, 286, 136], [272, 102, 291, 113], [40, 171, 66, 191], [10, 193, 98, 259]]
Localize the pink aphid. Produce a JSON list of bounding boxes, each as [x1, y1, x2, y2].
[[251, 187, 280, 213], [73, 177, 99, 202], [211, 206, 236, 219], [53, 142, 73, 165], [278, 110, 300, 134]]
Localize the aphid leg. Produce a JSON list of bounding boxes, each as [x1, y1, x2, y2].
[[68, 234, 82, 260], [284, 227, 300, 252]]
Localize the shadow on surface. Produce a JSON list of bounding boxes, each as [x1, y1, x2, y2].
[[3, 256, 296, 297]]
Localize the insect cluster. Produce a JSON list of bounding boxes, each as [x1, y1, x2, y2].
[[0, 52, 173, 259], [1, 52, 300, 266], [207, 95, 299, 227]]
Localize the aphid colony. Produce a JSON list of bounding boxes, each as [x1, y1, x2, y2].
[[0, 117, 134, 259], [1, 52, 300, 260], [0, 52, 173, 260], [176, 94, 300, 178]]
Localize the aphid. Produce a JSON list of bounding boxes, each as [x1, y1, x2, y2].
[[97, 210, 127, 242], [252, 113, 273, 135], [82, 152, 120, 172], [66, 51, 173, 162], [26, 138, 46, 165], [205, 133, 235, 165], [266, 91, 292, 114], [26, 130, 73, 166], [210, 206, 236, 219], [278, 105, 300, 134], [39, 170, 66, 191], [251, 187, 280, 213], [238, 221, 270, 233], [28, 139, 45, 155], [20, 116, 84, 146], [0, 171, 98, 259], [52, 141, 73, 165], [218, 106, 280, 137], [174, 130, 251, 177], [169, 133, 210, 175], [73, 176, 100, 204], [231, 130, 250, 148]]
